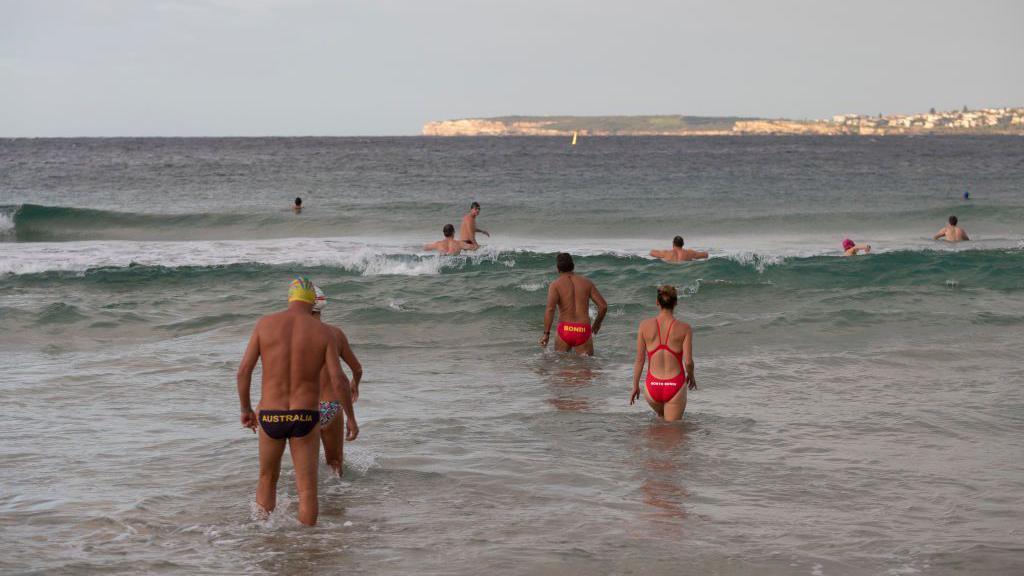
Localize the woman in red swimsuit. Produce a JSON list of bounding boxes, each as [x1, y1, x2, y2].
[[630, 285, 697, 421]]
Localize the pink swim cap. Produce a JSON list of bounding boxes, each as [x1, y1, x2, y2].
[[842, 239, 855, 251]]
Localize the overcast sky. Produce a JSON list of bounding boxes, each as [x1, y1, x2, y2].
[[2, 0, 1022, 136]]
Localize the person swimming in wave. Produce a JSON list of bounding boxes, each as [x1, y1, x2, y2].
[[934, 215, 969, 242], [842, 238, 871, 256], [424, 224, 464, 255], [540, 253, 608, 356], [459, 202, 489, 250], [236, 277, 358, 525], [312, 285, 362, 477], [649, 236, 708, 263], [630, 285, 696, 421], [293, 197, 303, 214]]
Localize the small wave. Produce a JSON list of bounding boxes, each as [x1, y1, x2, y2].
[[718, 251, 786, 273]]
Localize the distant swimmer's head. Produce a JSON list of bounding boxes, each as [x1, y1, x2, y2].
[[842, 238, 855, 251], [288, 277, 317, 304], [673, 236, 684, 248], [312, 285, 327, 315], [443, 224, 455, 238], [949, 215, 958, 226], [294, 197, 302, 207], [470, 201, 481, 215], [657, 285, 678, 310], [556, 252, 575, 273]]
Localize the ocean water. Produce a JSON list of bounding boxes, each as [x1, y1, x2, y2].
[[1, 136, 1023, 575]]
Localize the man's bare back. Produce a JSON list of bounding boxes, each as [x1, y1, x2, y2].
[[237, 278, 358, 525], [651, 247, 709, 263], [425, 224, 464, 255], [934, 216, 969, 242], [541, 254, 608, 355], [650, 236, 708, 263]]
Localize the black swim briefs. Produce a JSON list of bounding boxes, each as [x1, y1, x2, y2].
[[258, 409, 319, 439]]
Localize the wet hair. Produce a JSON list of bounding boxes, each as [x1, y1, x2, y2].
[[294, 197, 302, 206], [443, 224, 455, 237], [673, 235, 684, 247], [556, 252, 575, 273], [657, 285, 678, 309], [471, 202, 481, 210], [949, 215, 958, 225]]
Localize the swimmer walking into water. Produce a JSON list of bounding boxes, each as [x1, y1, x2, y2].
[[934, 215, 969, 242], [312, 285, 362, 477], [236, 277, 358, 525], [424, 224, 464, 255], [540, 253, 608, 356], [650, 236, 708, 263], [459, 202, 489, 250], [630, 285, 696, 421]]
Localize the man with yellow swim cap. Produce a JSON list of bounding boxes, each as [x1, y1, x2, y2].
[[237, 276, 359, 525]]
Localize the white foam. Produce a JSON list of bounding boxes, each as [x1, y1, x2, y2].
[[0, 211, 14, 235]]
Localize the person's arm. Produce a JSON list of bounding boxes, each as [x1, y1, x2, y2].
[[630, 326, 646, 405], [649, 249, 668, 259], [933, 228, 946, 240], [325, 338, 358, 441], [338, 329, 362, 402], [589, 284, 609, 334], [540, 283, 557, 347], [961, 230, 969, 241], [475, 226, 490, 237], [236, 323, 262, 432], [423, 241, 439, 251], [692, 250, 709, 260], [683, 325, 697, 390]]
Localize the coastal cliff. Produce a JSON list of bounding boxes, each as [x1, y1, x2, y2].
[[423, 108, 1024, 136]]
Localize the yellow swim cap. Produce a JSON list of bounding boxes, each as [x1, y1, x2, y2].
[[288, 277, 317, 304]]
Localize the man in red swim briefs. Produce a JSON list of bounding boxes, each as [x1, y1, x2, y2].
[[540, 253, 608, 356]]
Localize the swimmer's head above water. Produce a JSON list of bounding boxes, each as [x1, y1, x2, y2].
[[288, 276, 317, 304], [470, 201, 481, 215], [657, 285, 678, 310], [556, 252, 574, 273], [312, 285, 326, 314], [842, 238, 855, 251], [673, 236, 684, 248], [949, 215, 958, 226], [443, 224, 455, 238]]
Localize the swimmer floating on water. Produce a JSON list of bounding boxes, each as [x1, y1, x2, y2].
[[424, 224, 464, 255], [650, 236, 708, 263], [236, 277, 358, 525], [540, 253, 608, 356], [459, 201, 489, 250], [293, 197, 302, 214], [630, 285, 696, 421], [842, 238, 871, 256], [312, 285, 363, 477]]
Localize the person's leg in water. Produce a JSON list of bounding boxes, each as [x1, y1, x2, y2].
[[320, 412, 344, 477], [661, 386, 688, 421], [554, 332, 573, 353], [576, 337, 594, 357], [256, 426, 287, 516], [644, 386, 665, 419], [289, 425, 321, 525]]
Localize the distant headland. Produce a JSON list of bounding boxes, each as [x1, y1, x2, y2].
[[423, 107, 1024, 136]]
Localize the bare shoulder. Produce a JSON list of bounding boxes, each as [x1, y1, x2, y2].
[[678, 321, 694, 334], [637, 317, 654, 333]]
